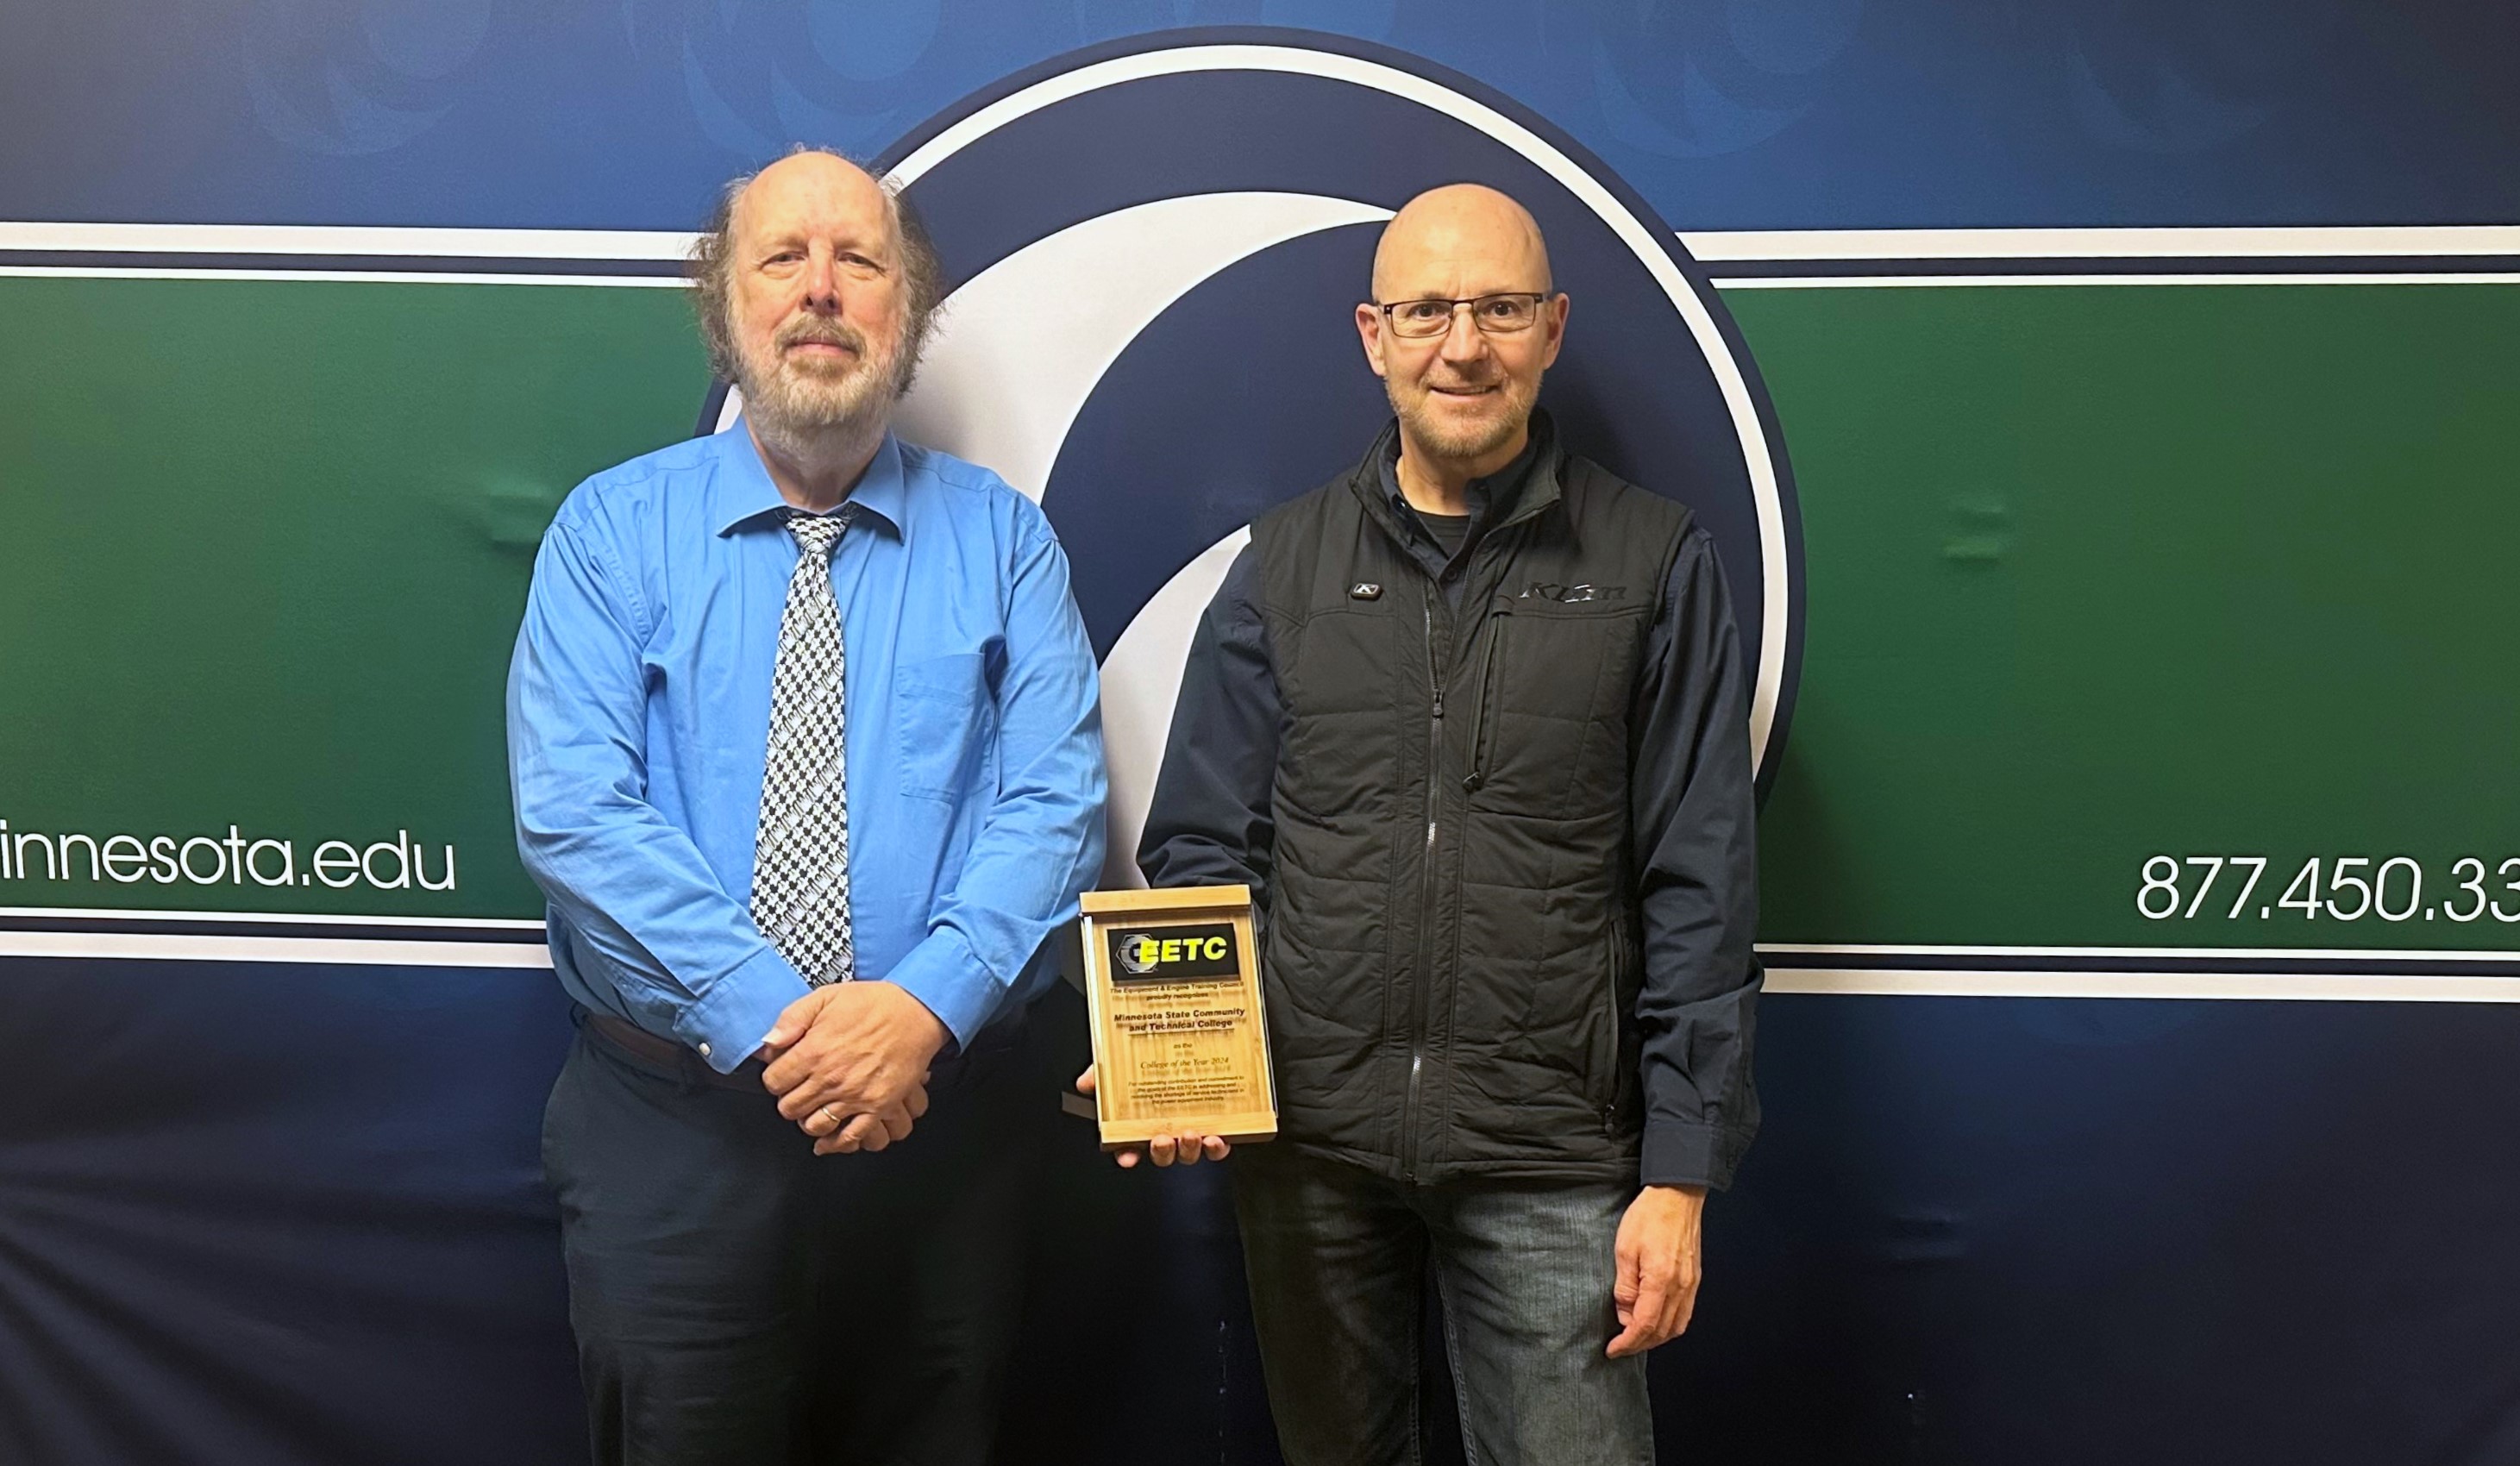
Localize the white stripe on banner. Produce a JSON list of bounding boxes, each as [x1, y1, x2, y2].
[[1763, 969, 2520, 1003], [16, 266, 2511, 291], [1683, 225, 2520, 261], [0, 266, 691, 287], [0, 907, 550, 968], [0, 222, 695, 258], [0, 904, 543, 929], [3, 918, 2516, 1001], [3, 222, 2517, 262], [0, 930, 552, 968], [1761, 941, 2520, 1000], [1763, 941, 2520, 962], [1716, 273, 2520, 290]]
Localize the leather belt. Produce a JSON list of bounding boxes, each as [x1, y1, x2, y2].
[[585, 1012, 767, 1091]]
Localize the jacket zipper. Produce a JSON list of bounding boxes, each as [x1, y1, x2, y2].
[[1403, 587, 1447, 1182], [1363, 460, 1564, 1183]]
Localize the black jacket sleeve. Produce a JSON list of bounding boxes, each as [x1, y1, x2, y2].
[[1630, 526, 1763, 1191], [1137, 547, 1282, 901]]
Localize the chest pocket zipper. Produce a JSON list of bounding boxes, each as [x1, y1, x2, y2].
[[1460, 606, 1509, 795]]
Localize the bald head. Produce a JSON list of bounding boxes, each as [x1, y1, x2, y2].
[[1356, 185, 1566, 484], [730, 150, 889, 252], [1370, 184, 1551, 303]]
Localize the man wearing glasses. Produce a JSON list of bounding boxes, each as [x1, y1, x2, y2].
[[1126, 183, 1762, 1463]]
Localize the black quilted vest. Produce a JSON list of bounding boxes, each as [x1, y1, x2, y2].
[[1251, 429, 1693, 1183]]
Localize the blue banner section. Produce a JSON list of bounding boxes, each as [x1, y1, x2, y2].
[[0, 965, 1283, 1465], [11, 973, 2520, 1463], [1677, 997, 2520, 1463], [1, 4, 2514, 231], [0, 962, 581, 1463]]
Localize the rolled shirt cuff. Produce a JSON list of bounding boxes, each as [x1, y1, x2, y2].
[[671, 943, 812, 1074]]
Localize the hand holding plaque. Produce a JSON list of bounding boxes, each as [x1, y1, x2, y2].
[[1072, 1066, 1232, 1167], [1078, 885, 1276, 1152]]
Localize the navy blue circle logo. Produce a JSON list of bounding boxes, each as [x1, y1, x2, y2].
[[717, 30, 1803, 874]]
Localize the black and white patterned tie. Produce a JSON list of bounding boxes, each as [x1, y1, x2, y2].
[[749, 509, 857, 986]]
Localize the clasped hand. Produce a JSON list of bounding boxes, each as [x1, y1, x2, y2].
[[758, 981, 947, 1155]]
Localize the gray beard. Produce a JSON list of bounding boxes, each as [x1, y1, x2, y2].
[[737, 352, 900, 464]]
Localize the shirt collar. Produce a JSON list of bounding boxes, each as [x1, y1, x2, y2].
[[710, 420, 911, 539], [1375, 411, 1549, 529]]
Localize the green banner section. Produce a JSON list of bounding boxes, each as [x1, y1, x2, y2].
[[3, 274, 2515, 949], [0, 278, 708, 918], [1736, 283, 2520, 949]]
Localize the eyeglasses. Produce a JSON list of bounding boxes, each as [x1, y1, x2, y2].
[[1375, 292, 1552, 340]]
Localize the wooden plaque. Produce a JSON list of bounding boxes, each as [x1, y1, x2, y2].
[[1079, 884, 1276, 1150]]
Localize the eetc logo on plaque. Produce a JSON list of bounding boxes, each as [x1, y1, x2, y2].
[[1109, 923, 1242, 982]]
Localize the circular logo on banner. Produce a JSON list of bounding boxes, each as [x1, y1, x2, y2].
[[711, 30, 1802, 885]]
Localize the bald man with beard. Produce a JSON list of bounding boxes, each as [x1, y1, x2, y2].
[[1116, 184, 1763, 1464]]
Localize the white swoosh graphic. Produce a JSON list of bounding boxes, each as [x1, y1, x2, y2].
[[894, 190, 1391, 502], [1097, 526, 1252, 886], [898, 191, 1388, 884]]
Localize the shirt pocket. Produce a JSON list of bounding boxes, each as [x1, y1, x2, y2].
[[893, 651, 991, 802]]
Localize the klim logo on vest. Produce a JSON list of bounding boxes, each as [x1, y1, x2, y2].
[[705, 29, 1805, 881], [1521, 581, 1626, 605]]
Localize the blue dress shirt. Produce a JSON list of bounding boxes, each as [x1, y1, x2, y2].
[[506, 423, 1106, 1073]]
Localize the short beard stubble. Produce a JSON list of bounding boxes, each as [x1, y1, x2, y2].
[[1388, 369, 1541, 466]]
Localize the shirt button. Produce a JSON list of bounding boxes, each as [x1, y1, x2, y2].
[[697, 1042, 713, 1058]]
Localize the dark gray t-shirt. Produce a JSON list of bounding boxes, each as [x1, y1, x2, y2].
[[1413, 510, 1472, 560]]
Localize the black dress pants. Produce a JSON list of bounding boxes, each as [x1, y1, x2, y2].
[[542, 1012, 1037, 1466]]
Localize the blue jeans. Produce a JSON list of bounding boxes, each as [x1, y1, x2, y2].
[[1231, 1145, 1654, 1466]]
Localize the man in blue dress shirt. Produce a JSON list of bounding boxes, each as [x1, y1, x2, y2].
[[506, 148, 1106, 1465]]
